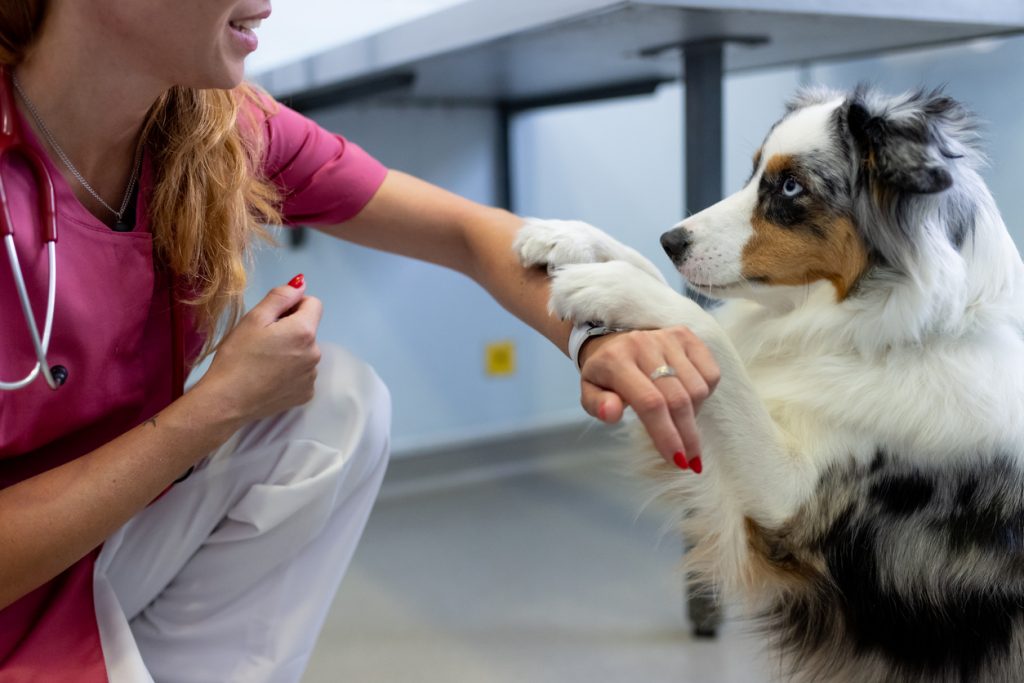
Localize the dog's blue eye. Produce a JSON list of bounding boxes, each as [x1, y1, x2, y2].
[[782, 177, 804, 198]]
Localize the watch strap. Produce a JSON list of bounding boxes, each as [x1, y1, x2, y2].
[[568, 321, 626, 370]]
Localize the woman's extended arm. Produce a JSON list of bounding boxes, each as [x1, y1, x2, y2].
[[318, 171, 720, 464]]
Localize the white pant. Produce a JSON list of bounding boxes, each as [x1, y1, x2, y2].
[[93, 344, 391, 683]]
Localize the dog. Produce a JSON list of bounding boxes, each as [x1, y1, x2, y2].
[[514, 86, 1024, 682]]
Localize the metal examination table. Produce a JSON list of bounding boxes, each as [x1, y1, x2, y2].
[[254, 0, 1024, 635]]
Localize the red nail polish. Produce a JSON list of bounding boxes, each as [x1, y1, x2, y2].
[[288, 274, 305, 289], [690, 456, 703, 475], [673, 452, 689, 470]]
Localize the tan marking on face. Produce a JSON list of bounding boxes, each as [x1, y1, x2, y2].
[[764, 153, 793, 178], [742, 156, 869, 301], [743, 213, 868, 300], [752, 147, 764, 172]]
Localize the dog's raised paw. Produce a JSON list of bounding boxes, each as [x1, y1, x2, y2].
[[514, 218, 667, 283], [549, 261, 686, 329]]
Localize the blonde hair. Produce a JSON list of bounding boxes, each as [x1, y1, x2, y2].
[[1, 1, 282, 361]]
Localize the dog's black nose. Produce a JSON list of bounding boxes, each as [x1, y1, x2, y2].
[[661, 228, 693, 263]]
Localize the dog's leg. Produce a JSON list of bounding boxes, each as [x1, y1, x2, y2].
[[553, 261, 824, 629]]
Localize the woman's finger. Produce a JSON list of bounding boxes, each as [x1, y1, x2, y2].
[[273, 296, 324, 347], [655, 350, 710, 470], [673, 326, 721, 392], [580, 380, 624, 423], [580, 329, 717, 471], [591, 360, 688, 467], [249, 280, 307, 325]]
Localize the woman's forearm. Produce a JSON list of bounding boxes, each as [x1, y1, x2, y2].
[[458, 206, 574, 352], [322, 171, 572, 354], [0, 385, 241, 610]]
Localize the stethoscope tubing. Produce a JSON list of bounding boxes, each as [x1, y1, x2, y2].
[[1, 64, 63, 391], [1, 234, 59, 390]]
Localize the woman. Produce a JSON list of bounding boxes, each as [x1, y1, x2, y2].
[[0, 1, 720, 681]]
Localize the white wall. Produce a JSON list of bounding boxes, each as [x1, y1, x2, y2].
[[246, 1, 469, 75]]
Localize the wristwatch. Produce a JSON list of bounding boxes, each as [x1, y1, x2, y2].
[[568, 321, 627, 369]]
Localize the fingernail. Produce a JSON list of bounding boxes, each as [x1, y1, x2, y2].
[[598, 403, 607, 421], [673, 452, 689, 470], [690, 456, 703, 475], [288, 274, 305, 289]]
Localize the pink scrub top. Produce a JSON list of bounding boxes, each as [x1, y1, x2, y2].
[[0, 94, 388, 681]]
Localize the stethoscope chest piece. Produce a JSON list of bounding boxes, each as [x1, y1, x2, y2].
[[50, 365, 68, 386]]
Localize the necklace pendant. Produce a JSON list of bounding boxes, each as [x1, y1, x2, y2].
[[112, 217, 134, 233]]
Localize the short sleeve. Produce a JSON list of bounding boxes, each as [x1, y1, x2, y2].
[[257, 98, 388, 226]]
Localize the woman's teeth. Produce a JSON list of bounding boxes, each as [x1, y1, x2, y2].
[[230, 18, 262, 32]]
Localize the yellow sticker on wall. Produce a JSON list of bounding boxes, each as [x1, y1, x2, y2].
[[485, 341, 516, 377]]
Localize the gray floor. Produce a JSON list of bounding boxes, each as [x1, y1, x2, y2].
[[304, 426, 775, 682]]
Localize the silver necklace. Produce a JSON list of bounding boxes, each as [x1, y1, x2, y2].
[[12, 72, 144, 231]]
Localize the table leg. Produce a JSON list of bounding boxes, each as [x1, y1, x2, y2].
[[681, 39, 726, 639]]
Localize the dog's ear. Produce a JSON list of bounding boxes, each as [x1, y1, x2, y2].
[[845, 96, 954, 195]]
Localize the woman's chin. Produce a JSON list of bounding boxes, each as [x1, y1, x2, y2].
[[186, 62, 247, 91]]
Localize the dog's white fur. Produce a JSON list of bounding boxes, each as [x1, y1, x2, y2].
[[514, 88, 1024, 681]]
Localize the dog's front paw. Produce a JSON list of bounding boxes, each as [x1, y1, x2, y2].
[[550, 261, 688, 329], [514, 218, 667, 284]]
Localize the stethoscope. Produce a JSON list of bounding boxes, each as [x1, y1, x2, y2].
[[0, 66, 185, 399], [0, 65, 62, 391]]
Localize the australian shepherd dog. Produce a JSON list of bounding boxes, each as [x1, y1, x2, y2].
[[514, 86, 1024, 682]]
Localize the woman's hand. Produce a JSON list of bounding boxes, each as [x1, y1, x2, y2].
[[194, 275, 324, 426], [577, 326, 720, 472]]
